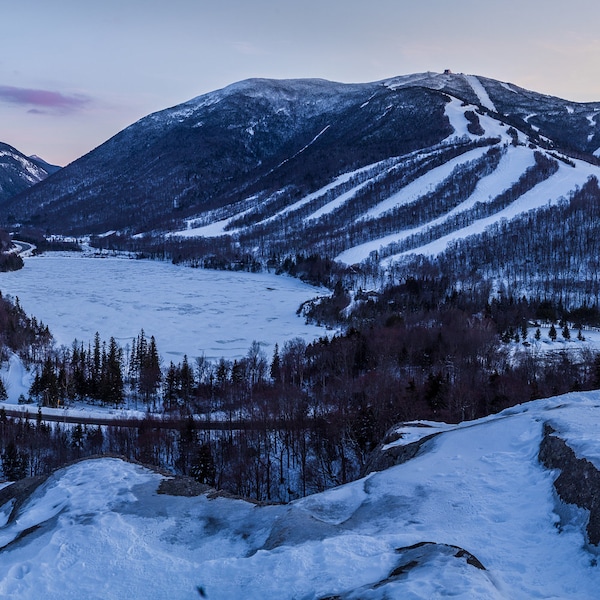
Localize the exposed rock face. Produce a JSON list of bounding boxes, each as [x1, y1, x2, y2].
[[157, 476, 211, 497], [361, 426, 440, 476], [538, 422, 600, 545], [317, 542, 487, 600], [0, 475, 48, 526]]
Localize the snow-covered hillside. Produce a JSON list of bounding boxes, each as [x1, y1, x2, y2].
[[3, 71, 600, 306], [163, 77, 600, 272], [0, 142, 56, 202], [1, 392, 600, 599], [5, 72, 598, 249]]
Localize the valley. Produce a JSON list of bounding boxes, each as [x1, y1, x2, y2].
[[2, 70, 600, 598]]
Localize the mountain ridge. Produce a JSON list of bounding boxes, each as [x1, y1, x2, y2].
[[0, 142, 58, 204], [2, 72, 600, 291]]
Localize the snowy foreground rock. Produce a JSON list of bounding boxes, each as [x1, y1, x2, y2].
[[2, 393, 600, 599]]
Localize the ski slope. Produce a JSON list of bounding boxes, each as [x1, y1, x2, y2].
[[336, 144, 600, 265], [163, 84, 599, 274], [387, 155, 599, 261]]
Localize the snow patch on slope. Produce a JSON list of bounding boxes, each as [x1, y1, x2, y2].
[[364, 146, 490, 220], [441, 97, 515, 144]]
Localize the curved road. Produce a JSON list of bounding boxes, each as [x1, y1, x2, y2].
[[11, 240, 36, 256]]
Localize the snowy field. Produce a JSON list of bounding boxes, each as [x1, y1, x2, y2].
[[0, 254, 329, 361], [1, 392, 600, 598]]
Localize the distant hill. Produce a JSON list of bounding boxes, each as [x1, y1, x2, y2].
[[0, 142, 58, 204], [28, 154, 62, 175]]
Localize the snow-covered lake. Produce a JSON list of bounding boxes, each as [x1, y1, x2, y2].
[[0, 254, 329, 361]]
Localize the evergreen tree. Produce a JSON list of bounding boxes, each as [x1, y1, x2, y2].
[[71, 423, 85, 454], [175, 415, 197, 475], [36, 356, 60, 407], [424, 372, 447, 412], [2, 441, 28, 480], [549, 324, 557, 341], [215, 358, 229, 390], [103, 337, 124, 405], [521, 322, 528, 342], [179, 355, 194, 403], [90, 331, 102, 398], [138, 334, 161, 404], [562, 324, 571, 341], [270, 343, 281, 383], [230, 360, 245, 388], [190, 443, 216, 486], [163, 362, 179, 411]]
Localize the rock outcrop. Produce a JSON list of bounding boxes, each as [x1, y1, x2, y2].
[[539, 422, 600, 545]]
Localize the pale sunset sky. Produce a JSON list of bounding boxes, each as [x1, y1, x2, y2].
[[1, 0, 599, 165]]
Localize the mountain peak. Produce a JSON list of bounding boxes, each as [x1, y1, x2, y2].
[[0, 142, 56, 202]]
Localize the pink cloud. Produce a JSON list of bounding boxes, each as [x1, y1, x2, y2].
[[0, 85, 90, 114]]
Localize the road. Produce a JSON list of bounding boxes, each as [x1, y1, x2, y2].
[[1, 406, 273, 431], [11, 240, 36, 256]]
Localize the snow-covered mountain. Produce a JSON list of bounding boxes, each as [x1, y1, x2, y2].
[[0, 143, 58, 204], [1, 392, 600, 599], [27, 154, 61, 176], [3, 73, 598, 247]]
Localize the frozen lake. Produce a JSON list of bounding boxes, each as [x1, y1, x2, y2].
[[0, 255, 329, 361]]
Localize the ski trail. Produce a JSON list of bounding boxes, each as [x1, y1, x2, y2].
[[387, 158, 598, 260], [465, 74, 497, 112], [335, 146, 535, 264], [364, 146, 489, 220]]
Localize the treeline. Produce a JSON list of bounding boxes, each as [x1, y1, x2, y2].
[[232, 138, 502, 258], [0, 253, 23, 272], [6, 284, 600, 500], [88, 138, 503, 281], [0, 293, 52, 363], [0, 405, 360, 502], [228, 139, 496, 231], [14, 227, 82, 254], [28, 330, 162, 409], [0, 229, 23, 272], [89, 140, 558, 286]]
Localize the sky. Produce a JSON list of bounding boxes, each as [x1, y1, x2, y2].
[[1, 0, 599, 166]]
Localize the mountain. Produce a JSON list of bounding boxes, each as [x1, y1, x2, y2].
[[0, 77, 454, 234], [1, 392, 600, 598], [2, 72, 600, 287], [0, 142, 58, 204], [28, 155, 62, 176], [3, 73, 600, 237]]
